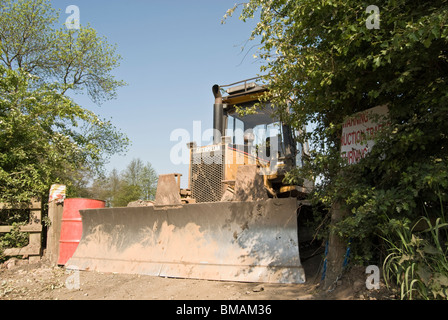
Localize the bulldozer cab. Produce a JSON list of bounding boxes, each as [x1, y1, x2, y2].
[[224, 94, 303, 175], [188, 78, 311, 203]]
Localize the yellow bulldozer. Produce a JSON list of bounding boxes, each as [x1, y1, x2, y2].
[[67, 78, 314, 284]]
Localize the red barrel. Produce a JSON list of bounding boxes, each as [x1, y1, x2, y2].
[[58, 198, 105, 265]]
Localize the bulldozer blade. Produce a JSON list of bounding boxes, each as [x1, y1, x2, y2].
[[67, 198, 305, 284]]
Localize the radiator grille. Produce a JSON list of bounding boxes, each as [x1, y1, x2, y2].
[[190, 148, 225, 203]]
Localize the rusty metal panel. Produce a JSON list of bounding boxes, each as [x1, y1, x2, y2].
[[67, 198, 305, 284]]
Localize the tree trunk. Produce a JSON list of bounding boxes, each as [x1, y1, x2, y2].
[[323, 200, 349, 290]]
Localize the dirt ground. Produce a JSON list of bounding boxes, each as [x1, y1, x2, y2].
[[0, 255, 394, 301]]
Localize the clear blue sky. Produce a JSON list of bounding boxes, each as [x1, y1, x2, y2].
[[50, 0, 263, 187]]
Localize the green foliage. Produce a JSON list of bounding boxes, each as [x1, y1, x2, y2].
[[89, 159, 158, 207], [0, 222, 29, 262], [112, 183, 143, 208], [0, 65, 129, 204], [0, 0, 125, 104], [230, 0, 448, 155], [0, 223, 28, 248], [228, 0, 448, 288], [0, 0, 129, 204], [383, 215, 448, 300], [0, 208, 29, 226]]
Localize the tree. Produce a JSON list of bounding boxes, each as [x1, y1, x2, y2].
[[0, 65, 129, 203], [88, 168, 121, 206], [140, 163, 159, 201], [228, 0, 448, 289], [122, 159, 158, 201], [0, 0, 129, 203], [89, 159, 158, 207], [112, 183, 142, 208], [0, 0, 125, 104]]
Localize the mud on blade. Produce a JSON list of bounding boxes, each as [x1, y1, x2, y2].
[[67, 198, 305, 284]]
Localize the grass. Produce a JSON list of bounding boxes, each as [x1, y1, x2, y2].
[[382, 215, 448, 300]]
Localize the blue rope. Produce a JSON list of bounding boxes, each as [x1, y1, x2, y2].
[[343, 238, 352, 268], [321, 238, 352, 280], [321, 240, 329, 281]]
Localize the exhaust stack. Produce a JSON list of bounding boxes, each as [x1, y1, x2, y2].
[[212, 85, 224, 145]]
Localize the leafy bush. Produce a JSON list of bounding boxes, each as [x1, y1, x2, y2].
[[0, 222, 29, 263]]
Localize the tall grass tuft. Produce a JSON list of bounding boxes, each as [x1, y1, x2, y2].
[[382, 203, 448, 299]]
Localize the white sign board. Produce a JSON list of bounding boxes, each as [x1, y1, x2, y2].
[[340, 105, 389, 165]]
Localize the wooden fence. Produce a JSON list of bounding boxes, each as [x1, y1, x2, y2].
[[0, 199, 43, 262]]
